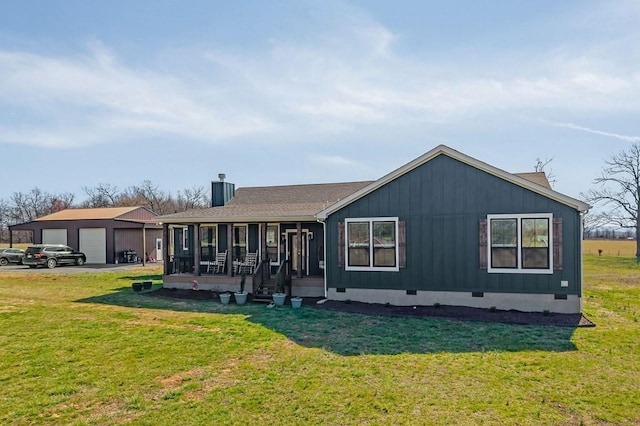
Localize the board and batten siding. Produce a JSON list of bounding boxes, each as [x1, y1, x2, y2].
[[325, 154, 582, 296]]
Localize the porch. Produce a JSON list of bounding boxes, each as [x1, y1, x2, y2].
[[162, 219, 325, 298]]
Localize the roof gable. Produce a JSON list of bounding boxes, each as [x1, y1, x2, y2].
[[317, 145, 589, 219]]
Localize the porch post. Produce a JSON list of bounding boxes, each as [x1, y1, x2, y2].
[[8, 226, 12, 247], [227, 223, 233, 277], [261, 223, 268, 282], [261, 223, 268, 262], [296, 222, 302, 279], [162, 224, 169, 275], [194, 223, 201, 276]]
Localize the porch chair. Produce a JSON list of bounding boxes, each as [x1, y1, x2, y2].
[[214, 250, 227, 274], [241, 252, 258, 275]]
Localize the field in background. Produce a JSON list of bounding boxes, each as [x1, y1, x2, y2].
[[0, 243, 30, 250], [584, 239, 636, 257]]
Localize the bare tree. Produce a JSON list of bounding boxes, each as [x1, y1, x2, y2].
[[123, 180, 172, 214], [9, 188, 51, 223], [50, 193, 75, 212], [582, 211, 610, 239], [583, 143, 640, 261], [176, 186, 209, 211], [0, 198, 8, 243], [81, 183, 121, 208], [534, 157, 556, 187]]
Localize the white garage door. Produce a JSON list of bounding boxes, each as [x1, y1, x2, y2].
[[79, 228, 107, 264], [42, 229, 67, 245]]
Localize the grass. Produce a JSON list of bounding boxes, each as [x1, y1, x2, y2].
[[0, 262, 639, 425]]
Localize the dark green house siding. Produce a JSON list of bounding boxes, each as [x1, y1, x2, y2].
[[325, 154, 582, 296]]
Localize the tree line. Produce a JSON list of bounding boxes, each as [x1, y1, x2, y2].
[[0, 181, 210, 243]]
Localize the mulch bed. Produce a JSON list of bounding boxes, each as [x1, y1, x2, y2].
[[311, 299, 595, 327], [144, 288, 595, 327]]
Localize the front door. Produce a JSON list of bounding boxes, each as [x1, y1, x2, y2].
[[155, 238, 163, 261], [287, 231, 308, 275]]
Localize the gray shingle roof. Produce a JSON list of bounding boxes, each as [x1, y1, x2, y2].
[[514, 172, 552, 189], [158, 181, 373, 222]]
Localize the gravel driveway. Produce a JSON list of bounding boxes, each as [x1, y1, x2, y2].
[[0, 263, 160, 274]]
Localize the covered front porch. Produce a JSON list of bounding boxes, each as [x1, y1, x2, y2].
[[161, 220, 326, 298]]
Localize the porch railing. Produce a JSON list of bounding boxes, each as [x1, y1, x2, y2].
[[276, 259, 291, 296], [252, 259, 270, 294]]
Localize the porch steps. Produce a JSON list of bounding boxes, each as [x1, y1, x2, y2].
[[252, 278, 277, 303]]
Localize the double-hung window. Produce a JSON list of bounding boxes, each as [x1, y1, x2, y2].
[[233, 225, 247, 261], [345, 217, 399, 271], [487, 213, 553, 274], [200, 225, 216, 262]]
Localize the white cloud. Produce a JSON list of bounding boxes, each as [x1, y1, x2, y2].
[[544, 120, 640, 143], [0, 2, 639, 149], [0, 42, 275, 147], [308, 153, 362, 167]]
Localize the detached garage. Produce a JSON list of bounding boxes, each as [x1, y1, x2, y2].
[[9, 207, 162, 265]]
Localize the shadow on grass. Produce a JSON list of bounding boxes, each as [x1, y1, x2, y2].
[[76, 287, 578, 356], [117, 273, 163, 282]]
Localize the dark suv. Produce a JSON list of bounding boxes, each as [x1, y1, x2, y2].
[[22, 244, 87, 269]]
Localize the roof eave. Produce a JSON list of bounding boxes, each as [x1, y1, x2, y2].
[[157, 215, 319, 224]]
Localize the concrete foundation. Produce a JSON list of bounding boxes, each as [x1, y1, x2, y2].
[[327, 288, 581, 314]]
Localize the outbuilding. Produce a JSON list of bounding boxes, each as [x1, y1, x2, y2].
[[9, 206, 162, 265]]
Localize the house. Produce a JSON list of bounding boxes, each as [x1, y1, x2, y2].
[[158, 145, 589, 313], [9, 206, 162, 265]]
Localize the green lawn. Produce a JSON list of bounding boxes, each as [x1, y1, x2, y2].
[[0, 260, 639, 425]]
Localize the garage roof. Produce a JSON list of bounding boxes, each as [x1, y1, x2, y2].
[[35, 207, 147, 221]]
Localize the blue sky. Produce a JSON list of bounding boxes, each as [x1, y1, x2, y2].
[[1, 0, 639, 203]]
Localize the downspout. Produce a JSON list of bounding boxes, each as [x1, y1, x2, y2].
[[142, 224, 146, 267], [316, 217, 327, 299], [579, 211, 586, 312]]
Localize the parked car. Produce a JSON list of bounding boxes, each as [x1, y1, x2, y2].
[[0, 248, 25, 266], [22, 244, 86, 269]]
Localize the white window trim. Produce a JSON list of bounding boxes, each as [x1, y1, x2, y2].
[[264, 224, 280, 266], [181, 226, 189, 251], [487, 213, 553, 274], [345, 217, 399, 272]]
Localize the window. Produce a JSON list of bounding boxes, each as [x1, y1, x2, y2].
[[180, 227, 189, 251], [345, 217, 398, 271], [200, 225, 216, 262], [487, 214, 552, 274], [233, 225, 247, 261], [266, 225, 279, 264]]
